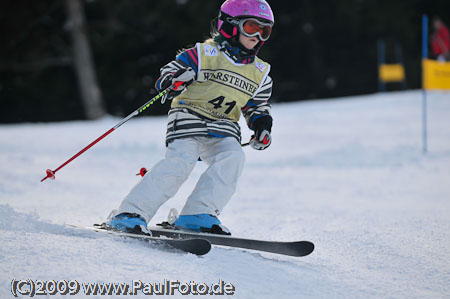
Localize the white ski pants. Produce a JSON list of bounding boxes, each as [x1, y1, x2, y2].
[[115, 137, 245, 222]]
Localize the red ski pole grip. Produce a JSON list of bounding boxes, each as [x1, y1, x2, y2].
[[173, 81, 184, 91]]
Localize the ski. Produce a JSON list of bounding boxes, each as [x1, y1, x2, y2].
[[149, 226, 314, 257], [68, 224, 211, 256]]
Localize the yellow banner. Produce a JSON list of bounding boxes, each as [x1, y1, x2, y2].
[[379, 64, 405, 82], [422, 59, 450, 90]]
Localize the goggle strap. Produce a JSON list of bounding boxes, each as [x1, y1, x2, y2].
[[220, 29, 232, 39]]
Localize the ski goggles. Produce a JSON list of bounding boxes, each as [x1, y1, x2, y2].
[[238, 18, 273, 41]]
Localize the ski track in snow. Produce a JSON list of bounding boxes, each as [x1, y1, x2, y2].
[[1, 90, 450, 298]]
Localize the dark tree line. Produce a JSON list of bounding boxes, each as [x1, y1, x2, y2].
[[1, 0, 449, 123]]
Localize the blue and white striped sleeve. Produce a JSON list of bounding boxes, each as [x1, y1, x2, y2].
[[155, 46, 199, 91], [242, 75, 273, 130]]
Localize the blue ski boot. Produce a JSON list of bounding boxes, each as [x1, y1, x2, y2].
[[106, 212, 151, 235], [174, 214, 231, 235]]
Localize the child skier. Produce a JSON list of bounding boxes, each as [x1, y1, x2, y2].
[[106, 0, 275, 235]]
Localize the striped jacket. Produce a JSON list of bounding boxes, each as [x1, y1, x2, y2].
[[156, 41, 273, 145]]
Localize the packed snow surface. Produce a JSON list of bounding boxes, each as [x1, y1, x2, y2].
[[1, 90, 449, 298]]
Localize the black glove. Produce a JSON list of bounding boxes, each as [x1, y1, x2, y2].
[[250, 115, 272, 150], [159, 67, 196, 103]]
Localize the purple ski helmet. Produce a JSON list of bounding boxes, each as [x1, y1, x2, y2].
[[218, 0, 274, 39]]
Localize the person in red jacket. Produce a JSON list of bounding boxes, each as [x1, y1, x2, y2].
[[431, 17, 450, 62]]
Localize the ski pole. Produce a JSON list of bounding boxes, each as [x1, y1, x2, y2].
[[40, 82, 184, 182]]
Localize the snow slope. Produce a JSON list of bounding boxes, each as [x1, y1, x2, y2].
[[1, 90, 450, 298]]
